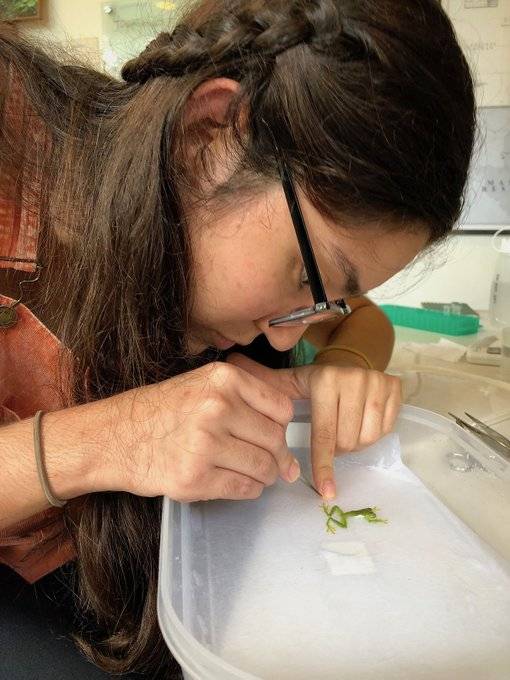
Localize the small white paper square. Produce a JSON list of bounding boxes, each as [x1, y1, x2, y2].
[[320, 541, 376, 575]]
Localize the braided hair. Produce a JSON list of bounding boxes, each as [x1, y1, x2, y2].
[[119, 0, 475, 238], [122, 1, 341, 83]]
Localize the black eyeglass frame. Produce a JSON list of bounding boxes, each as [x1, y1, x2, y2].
[[266, 128, 351, 327]]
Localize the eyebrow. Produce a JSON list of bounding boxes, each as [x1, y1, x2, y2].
[[330, 245, 363, 297]]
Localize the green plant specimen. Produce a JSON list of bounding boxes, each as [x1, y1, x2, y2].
[[322, 504, 387, 534]]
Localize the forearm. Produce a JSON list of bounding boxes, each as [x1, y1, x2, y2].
[[0, 403, 110, 530], [306, 297, 395, 371]]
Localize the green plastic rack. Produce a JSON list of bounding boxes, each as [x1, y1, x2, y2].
[[380, 305, 480, 336]]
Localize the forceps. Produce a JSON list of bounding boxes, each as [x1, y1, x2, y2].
[[299, 475, 322, 497], [448, 411, 510, 462]]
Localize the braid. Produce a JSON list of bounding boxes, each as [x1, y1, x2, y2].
[[121, 0, 344, 84], [121, 26, 209, 83]]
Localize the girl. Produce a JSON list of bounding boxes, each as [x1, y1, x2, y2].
[[0, 0, 475, 677]]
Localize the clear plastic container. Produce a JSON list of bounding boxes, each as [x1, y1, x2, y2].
[[394, 367, 510, 427], [158, 404, 510, 680]]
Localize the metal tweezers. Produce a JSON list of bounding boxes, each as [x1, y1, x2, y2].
[[448, 411, 510, 462], [299, 475, 322, 497]]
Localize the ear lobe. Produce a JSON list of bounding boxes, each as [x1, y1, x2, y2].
[[184, 77, 242, 127]]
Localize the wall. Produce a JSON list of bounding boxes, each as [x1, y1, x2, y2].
[[30, 0, 102, 38], [18, 3, 507, 311], [20, 0, 103, 66], [370, 234, 500, 310]]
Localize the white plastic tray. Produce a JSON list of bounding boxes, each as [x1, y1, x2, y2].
[[158, 405, 510, 680]]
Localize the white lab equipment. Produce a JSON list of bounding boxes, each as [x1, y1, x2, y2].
[[501, 327, 510, 382], [489, 228, 510, 327]]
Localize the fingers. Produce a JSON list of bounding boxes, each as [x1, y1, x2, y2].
[[205, 364, 299, 483], [176, 438, 290, 503], [308, 369, 402, 501], [356, 372, 387, 448], [382, 375, 402, 434], [178, 467, 266, 503], [357, 374, 402, 448], [215, 439, 281, 487], [227, 353, 312, 401], [213, 362, 294, 427], [310, 375, 339, 499], [210, 469, 265, 501], [334, 369, 369, 452], [225, 403, 300, 483]]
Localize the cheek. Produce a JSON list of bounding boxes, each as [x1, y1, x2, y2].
[[233, 263, 280, 315], [213, 256, 287, 320]]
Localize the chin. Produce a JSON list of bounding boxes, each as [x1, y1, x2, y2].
[[185, 335, 209, 354]]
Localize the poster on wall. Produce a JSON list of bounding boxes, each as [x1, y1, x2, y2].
[[443, 0, 510, 231], [462, 106, 510, 229], [1, 1, 42, 21], [444, 0, 510, 107]]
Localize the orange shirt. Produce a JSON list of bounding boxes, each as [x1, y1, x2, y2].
[[0, 295, 78, 583]]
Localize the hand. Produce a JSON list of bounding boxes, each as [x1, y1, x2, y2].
[[95, 362, 300, 502], [226, 354, 402, 500]]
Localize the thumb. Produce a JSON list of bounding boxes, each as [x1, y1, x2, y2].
[[227, 353, 311, 400]]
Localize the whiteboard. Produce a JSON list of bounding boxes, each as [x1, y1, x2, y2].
[[462, 106, 510, 227], [444, 1, 510, 230], [445, 0, 510, 107]]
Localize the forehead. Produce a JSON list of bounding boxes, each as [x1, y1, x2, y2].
[[290, 185, 430, 293], [316, 221, 430, 295]]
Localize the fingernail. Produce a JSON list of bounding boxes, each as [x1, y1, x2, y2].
[[321, 481, 336, 500], [287, 458, 301, 483]]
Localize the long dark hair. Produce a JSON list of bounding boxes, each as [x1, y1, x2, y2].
[[0, 1, 475, 675]]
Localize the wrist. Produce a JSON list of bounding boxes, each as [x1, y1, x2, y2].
[[313, 345, 374, 370], [41, 402, 113, 500]]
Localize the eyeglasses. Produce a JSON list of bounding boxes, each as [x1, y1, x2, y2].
[[267, 136, 351, 327]]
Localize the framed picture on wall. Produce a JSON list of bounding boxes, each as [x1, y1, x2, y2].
[[2, 1, 42, 21]]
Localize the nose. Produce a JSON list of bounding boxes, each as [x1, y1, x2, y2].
[[256, 321, 307, 353]]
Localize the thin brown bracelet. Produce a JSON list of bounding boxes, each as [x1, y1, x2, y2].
[[313, 344, 374, 370], [33, 410, 67, 508]]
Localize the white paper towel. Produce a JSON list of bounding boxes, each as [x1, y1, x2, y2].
[[399, 338, 467, 362]]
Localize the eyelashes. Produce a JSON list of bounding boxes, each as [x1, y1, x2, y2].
[[299, 268, 309, 289]]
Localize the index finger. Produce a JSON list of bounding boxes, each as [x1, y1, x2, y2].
[[311, 395, 339, 500], [233, 365, 299, 483]]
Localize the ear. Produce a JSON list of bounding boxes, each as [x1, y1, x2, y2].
[[184, 78, 243, 128], [182, 78, 248, 184]]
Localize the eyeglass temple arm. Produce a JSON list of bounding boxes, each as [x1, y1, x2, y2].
[[260, 119, 328, 304], [278, 162, 328, 303]]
